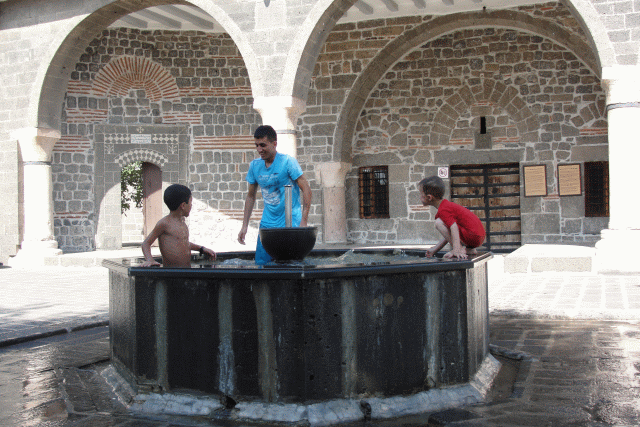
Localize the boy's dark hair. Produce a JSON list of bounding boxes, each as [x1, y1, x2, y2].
[[418, 176, 445, 199], [164, 184, 191, 211], [254, 125, 277, 142]]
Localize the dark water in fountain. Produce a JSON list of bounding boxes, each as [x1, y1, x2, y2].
[[197, 249, 434, 267]]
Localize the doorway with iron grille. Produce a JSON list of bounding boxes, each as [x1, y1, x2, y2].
[[449, 163, 521, 253]]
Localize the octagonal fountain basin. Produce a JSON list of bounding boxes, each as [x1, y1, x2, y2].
[[103, 248, 499, 425], [259, 226, 318, 261]]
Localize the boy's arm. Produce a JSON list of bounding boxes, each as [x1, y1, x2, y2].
[[426, 238, 447, 257], [140, 221, 165, 267], [190, 242, 216, 260], [238, 183, 258, 244], [295, 175, 312, 227], [444, 223, 467, 260]]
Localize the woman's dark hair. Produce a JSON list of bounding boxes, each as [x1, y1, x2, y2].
[[163, 184, 191, 211]]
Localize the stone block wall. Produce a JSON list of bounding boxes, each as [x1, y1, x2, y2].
[[5, 0, 640, 262], [53, 2, 609, 252], [122, 205, 144, 244], [57, 29, 264, 252], [299, 3, 608, 246], [349, 26, 606, 246]]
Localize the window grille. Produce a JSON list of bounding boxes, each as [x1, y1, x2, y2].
[[359, 166, 389, 219], [584, 161, 609, 217]]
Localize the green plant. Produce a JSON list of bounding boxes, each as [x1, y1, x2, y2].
[[121, 161, 143, 213]]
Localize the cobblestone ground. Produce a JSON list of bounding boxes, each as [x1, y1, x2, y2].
[[1, 318, 639, 426]]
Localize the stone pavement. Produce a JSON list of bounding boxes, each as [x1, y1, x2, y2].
[[0, 252, 639, 426], [0, 266, 109, 346]]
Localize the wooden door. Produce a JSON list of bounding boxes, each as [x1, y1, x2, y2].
[[450, 163, 521, 253], [142, 162, 162, 244]]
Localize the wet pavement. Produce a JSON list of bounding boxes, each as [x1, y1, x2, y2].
[[1, 261, 639, 426]]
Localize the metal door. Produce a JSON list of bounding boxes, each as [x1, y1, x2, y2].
[[450, 163, 521, 253]]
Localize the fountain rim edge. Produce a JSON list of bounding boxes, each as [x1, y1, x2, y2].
[[102, 249, 492, 279]]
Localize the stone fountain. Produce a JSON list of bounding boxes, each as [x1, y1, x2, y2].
[[102, 187, 497, 425]]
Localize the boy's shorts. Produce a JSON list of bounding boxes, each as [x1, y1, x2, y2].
[[459, 229, 485, 249]]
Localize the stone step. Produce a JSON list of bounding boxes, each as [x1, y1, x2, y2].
[[503, 244, 595, 274]]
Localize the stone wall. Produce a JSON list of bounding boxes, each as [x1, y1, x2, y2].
[[57, 29, 263, 252], [345, 26, 607, 245], [54, 2, 608, 252], [122, 205, 144, 244], [298, 4, 608, 246]]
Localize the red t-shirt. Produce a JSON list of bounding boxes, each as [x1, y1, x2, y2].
[[435, 199, 486, 248]]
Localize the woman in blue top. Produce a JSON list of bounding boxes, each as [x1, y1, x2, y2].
[[237, 125, 312, 264]]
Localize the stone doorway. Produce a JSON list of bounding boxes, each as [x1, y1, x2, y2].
[[95, 123, 188, 250]]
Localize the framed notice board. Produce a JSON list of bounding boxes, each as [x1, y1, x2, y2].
[[523, 165, 547, 197], [558, 163, 582, 196]]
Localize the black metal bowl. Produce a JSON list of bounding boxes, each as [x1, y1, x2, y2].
[[259, 227, 318, 261]]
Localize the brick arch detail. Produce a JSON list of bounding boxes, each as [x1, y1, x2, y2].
[[434, 82, 537, 144], [92, 56, 180, 101], [114, 148, 169, 168]]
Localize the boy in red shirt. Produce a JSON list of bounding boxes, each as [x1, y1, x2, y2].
[[418, 176, 486, 260]]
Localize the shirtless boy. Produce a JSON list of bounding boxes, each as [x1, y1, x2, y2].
[[140, 184, 215, 267], [418, 175, 486, 260]]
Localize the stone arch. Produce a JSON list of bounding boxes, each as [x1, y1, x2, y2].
[[114, 148, 169, 168], [92, 56, 180, 101], [282, 0, 357, 99], [34, 0, 256, 131], [561, 0, 616, 69], [335, 9, 602, 163], [283, 0, 614, 107], [432, 82, 538, 147]]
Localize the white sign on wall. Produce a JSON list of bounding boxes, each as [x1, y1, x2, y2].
[[438, 166, 449, 179], [131, 134, 152, 144]]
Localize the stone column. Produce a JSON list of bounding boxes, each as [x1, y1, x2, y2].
[[10, 127, 62, 265], [319, 162, 351, 244], [253, 96, 306, 158], [595, 66, 640, 273]]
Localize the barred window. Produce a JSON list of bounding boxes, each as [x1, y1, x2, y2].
[[584, 161, 609, 217], [359, 166, 389, 219]]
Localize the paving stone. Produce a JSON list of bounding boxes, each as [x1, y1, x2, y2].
[[2, 262, 640, 426]]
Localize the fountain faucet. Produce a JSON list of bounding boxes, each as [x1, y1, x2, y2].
[[284, 184, 292, 227]]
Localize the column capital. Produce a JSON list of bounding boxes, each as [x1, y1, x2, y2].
[[601, 65, 640, 106], [11, 127, 61, 163], [318, 162, 352, 188], [253, 96, 306, 159], [253, 96, 306, 131]]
